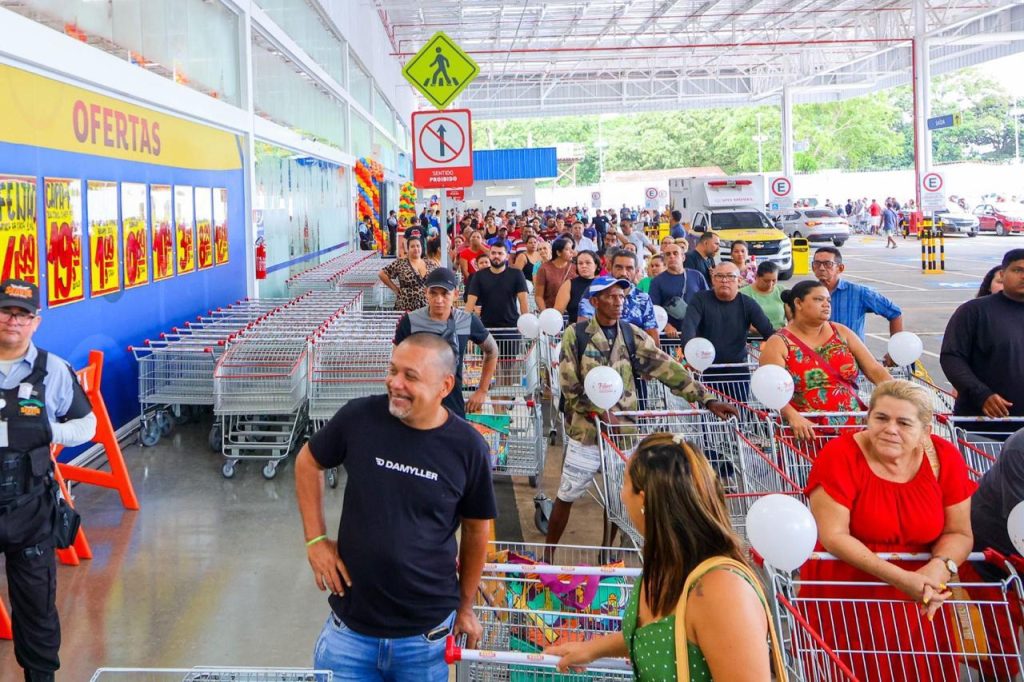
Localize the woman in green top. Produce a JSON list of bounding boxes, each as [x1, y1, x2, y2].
[[546, 433, 774, 681], [740, 261, 787, 329], [637, 254, 665, 293]]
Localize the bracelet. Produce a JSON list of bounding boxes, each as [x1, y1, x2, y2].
[[306, 534, 328, 547]]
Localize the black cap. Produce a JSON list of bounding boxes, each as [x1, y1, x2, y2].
[[424, 267, 458, 292], [1002, 248, 1024, 269], [404, 227, 422, 241], [0, 279, 39, 313]]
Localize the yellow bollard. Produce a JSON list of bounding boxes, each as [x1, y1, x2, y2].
[[791, 237, 810, 276]]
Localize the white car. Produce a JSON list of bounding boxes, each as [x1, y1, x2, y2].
[[777, 208, 850, 247]]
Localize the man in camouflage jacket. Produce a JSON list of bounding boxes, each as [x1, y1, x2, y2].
[[544, 276, 736, 546]]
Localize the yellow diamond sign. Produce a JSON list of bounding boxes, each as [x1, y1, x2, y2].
[[402, 31, 479, 110]]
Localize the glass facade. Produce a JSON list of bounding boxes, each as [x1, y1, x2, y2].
[[3, 0, 242, 105], [254, 142, 352, 296], [255, 0, 347, 88]]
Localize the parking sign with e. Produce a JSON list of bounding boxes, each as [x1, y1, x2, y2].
[[771, 177, 792, 197]]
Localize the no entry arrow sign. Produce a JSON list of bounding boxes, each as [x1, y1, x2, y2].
[[413, 109, 473, 189]]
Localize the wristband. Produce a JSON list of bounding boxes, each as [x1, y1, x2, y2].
[[306, 534, 328, 547]]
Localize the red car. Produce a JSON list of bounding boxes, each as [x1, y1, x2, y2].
[[973, 203, 1024, 235]]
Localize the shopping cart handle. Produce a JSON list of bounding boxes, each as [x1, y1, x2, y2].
[[444, 636, 632, 671], [445, 635, 460, 664]]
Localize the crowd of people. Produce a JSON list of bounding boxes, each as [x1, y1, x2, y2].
[[300, 200, 1024, 682]]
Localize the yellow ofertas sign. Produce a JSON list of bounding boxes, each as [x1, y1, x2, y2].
[[402, 32, 479, 110]]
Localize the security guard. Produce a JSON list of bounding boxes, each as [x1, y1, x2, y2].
[[0, 279, 95, 681]]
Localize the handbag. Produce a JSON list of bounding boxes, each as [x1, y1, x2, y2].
[[777, 325, 867, 410], [673, 556, 788, 682]]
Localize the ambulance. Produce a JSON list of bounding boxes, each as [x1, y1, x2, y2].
[[669, 176, 793, 279]]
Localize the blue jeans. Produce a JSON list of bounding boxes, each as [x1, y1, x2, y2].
[[313, 611, 454, 681]]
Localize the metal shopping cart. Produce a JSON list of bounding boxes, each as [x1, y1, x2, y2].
[[939, 416, 1024, 481], [466, 329, 540, 400], [336, 255, 397, 310], [90, 668, 331, 681], [770, 552, 1024, 682], [596, 410, 803, 548], [770, 411, 866, 488], [286, 251, 375, 295], [130, 298, 289, 447], [455, 541, 641, 682], [213, 292, 362, 479]]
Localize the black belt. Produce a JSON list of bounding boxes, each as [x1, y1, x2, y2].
[[0, 478, 47, 515]]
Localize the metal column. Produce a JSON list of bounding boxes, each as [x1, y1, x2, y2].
[[912, 0, 932, 209], [781, 85, 795, 180]]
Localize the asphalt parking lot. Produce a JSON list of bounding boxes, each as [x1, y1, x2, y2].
[[837, 232, 1017, 388]]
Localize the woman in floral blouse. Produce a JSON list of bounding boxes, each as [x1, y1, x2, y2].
[[758, 280, 891, 438], [378, 230, 438, 311]]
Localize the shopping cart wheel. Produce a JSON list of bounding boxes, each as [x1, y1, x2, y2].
[[528, 475, 539, 488], [262, 462, 278, 480], [221, 462, 236, 479], [533, 494, 552, 535], [208, 424, 222, 453], [171, 404, 190, 425], [156, 410, 173, 436], [327, 467, 339, 488], [140, 420, 161, 447]]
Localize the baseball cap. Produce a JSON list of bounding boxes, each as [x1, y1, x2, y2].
[[1002, 248, 1024, 269], [0, 279, 39, 314], [404, 227, 422, 241], [588, 276, 632, 297], [424, 267, 459, 292]]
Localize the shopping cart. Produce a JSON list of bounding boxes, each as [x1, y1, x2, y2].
[[335, 255, 397, 310], [468, 399, 546, 487], [90, 668, 331, 681], [596, 410, 802, 548], [771, 411, 867, 488], [939, 416, 1024, 481], [130, 298, 289, 447], [465, 329, 540, 399], [213, 291, 362, 479], [771, 551, 1024, 682], [458, 541, 641, 682], [286, 250, 375, 295], [539, 329, 564, 445]]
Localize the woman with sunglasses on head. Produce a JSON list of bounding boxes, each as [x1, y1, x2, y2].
[[546, 433, 783, 681]]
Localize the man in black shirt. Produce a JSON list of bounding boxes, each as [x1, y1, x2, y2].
[[681, 261, 774, 401], [296, 333, 497, 679], [684, 231, 720, 284], [971, 427, 1024, 581], [941, 249, 1024, 439], [591, 209, 610, 250], [465, 242, 529, 329]]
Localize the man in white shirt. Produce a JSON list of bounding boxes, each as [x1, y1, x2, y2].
[[610, 219, 656, 270], [570, 221, 598, 253]]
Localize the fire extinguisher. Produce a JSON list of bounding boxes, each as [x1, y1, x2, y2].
[[255, 237, 267, 280]]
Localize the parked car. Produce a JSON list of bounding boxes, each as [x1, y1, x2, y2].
[[972, 203, 1024, 236], [932, 205, 979, 237], [777, 208, 850, 246]]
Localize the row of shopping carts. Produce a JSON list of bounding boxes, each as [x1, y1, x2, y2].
[[284, 251, 376, 296], [212, 291, 362, 479]]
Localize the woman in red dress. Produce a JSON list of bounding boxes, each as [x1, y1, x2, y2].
[[800, 379, 976, 681], [759, 280, 891, 438]]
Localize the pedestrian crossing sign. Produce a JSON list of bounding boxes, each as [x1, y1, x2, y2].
[[402, 31, 479, 110]]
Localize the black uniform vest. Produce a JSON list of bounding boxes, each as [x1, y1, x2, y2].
[[0, 350, 52, 503]]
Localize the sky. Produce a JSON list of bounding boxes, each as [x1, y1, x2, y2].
[[976, 52, 1024, 98]]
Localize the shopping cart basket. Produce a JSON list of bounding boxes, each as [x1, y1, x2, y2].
[[90, 668, 331, 681], [940, 416, 1024, 481], [466, 329, 540, 399], [771, 551, 1024, 682]]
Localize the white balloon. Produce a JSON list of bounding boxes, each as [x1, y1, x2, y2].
[[751, 365, 796, 410], [1008, 501, 1024, 557], [888, 332, 924, 367], [516, 313, 540, 339], [746, 494, 818, 572], [539, 308, 565, 336], [684, 338, 716, 372], [584, 366, 624, 411], [653, 305, 669, 333]]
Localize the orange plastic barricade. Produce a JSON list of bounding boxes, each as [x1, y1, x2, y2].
[[52, 350, 140, 511]]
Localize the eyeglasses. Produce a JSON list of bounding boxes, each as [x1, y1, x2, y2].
[[0, 309, 36, 326], [712, 274, 740, 281], [812, 260, 838, 269]]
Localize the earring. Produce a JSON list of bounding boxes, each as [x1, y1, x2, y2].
[[641, 507, 645, 516]]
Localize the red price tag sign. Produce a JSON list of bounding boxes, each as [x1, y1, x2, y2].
[[44, 178, 84, 307], [0, 177, 40, 287]]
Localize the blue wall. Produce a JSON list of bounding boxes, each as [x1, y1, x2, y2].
[[473, 148, 558, 181], [0, 140, 247, 430]]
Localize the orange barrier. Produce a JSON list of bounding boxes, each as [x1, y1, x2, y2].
[[52, 350, 140, 511]]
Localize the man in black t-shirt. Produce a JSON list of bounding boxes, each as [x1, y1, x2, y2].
[[591, 209, 609, 250], [684, 231, 720, 284], [465, 242, 529, 329], [296, 333, 497, 680]]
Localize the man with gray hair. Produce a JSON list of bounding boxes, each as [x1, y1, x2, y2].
[[295, 333, 497, 680]]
